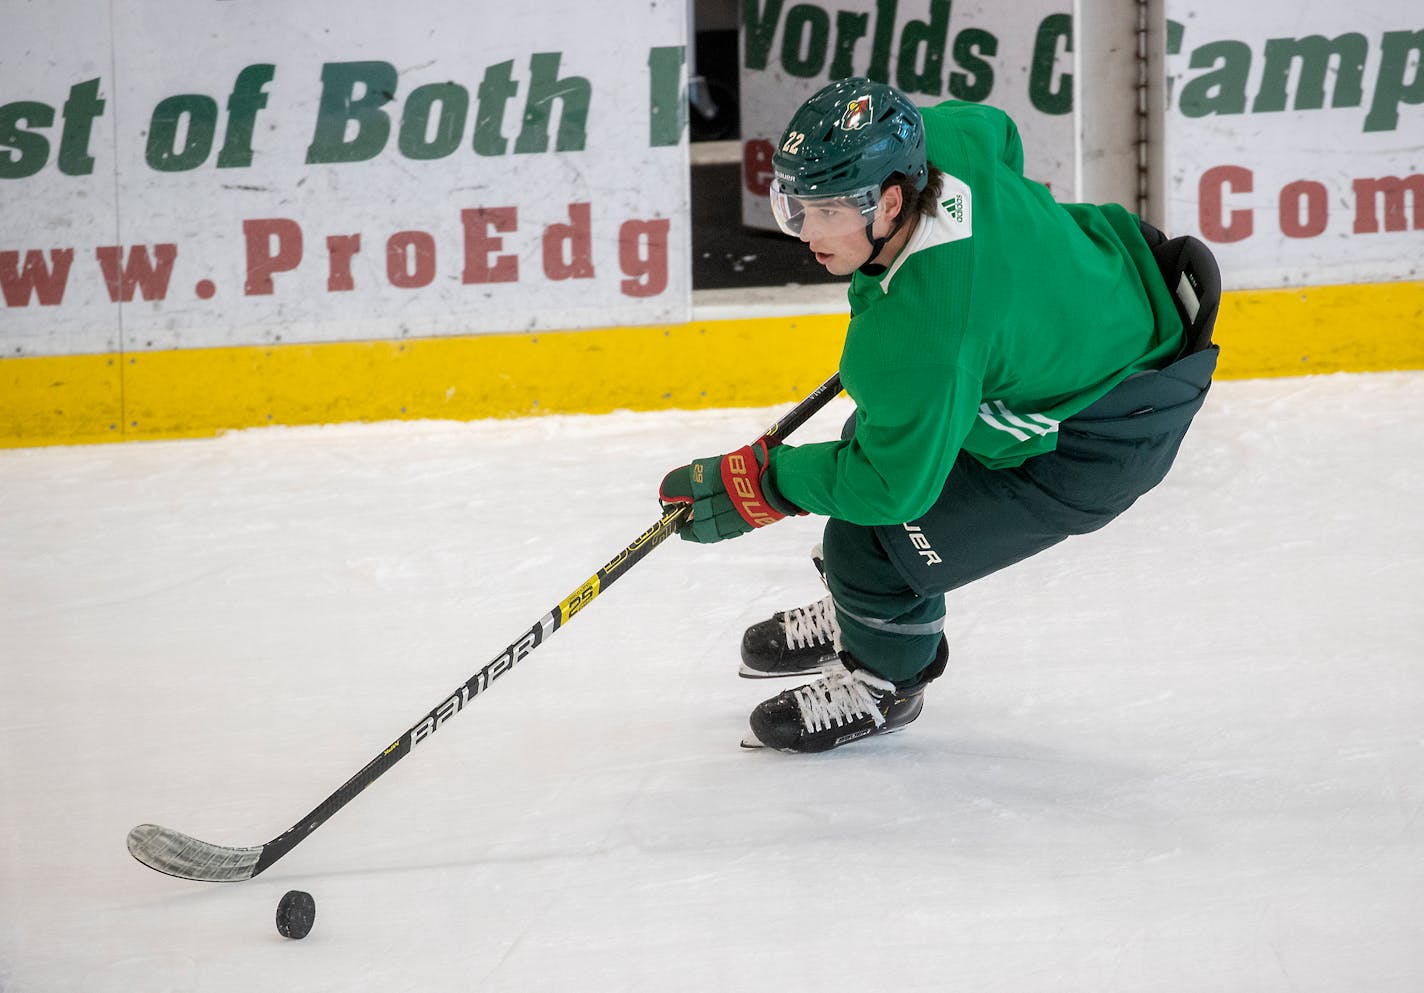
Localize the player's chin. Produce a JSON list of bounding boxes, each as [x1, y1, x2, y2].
[[812, 250, 848, 274]]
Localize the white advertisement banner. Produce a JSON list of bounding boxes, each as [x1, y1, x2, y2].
[[1164, 2, 1423, 289], [738, 0, 1076, 229], [1, 1, 689, 358]]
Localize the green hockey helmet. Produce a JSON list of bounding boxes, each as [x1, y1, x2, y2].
[[770, 78, 927, 239]]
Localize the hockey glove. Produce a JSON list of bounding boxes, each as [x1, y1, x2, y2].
[[659, 441, 803, 543]]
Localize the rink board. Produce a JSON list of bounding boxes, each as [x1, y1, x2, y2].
[[3, 278, 1422, 447]]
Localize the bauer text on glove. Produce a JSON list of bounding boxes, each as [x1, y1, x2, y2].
[[658, 441, 804, 543]]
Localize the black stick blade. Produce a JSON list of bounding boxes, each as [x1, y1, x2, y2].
[[127, 823, 264, 882]]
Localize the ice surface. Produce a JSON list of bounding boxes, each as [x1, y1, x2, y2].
[[2, 372, 1422, 992]]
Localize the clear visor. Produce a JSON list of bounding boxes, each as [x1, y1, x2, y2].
[[769, 179, 882, 238]]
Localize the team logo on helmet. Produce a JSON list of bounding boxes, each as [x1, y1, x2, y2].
[[840, 95, 872, 131]]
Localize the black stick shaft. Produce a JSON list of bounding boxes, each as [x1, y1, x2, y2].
[[239, 374, 842, 876]]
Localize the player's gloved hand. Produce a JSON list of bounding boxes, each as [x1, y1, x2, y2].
[[659, 441, 803, 543]]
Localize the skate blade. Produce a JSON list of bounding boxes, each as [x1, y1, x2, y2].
[[737, 662, 834, 680], [740, 724, 909, 751]]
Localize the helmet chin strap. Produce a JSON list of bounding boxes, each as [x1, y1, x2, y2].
[[857, 212, 907, 277]]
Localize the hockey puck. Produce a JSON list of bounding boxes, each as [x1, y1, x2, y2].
[[276, 889, 316, 939]]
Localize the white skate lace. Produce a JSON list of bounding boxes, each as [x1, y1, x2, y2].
[[792, 667, 896, 732], [781, 596, 839, 650]]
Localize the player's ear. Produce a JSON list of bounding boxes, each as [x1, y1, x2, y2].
[[879, 183, 904, 222]]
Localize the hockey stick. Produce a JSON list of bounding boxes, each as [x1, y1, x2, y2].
[[127, 372, 843, 882]]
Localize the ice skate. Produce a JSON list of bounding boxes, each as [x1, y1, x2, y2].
[[741, 640, 947, 753], [739, 594, 841, 678]]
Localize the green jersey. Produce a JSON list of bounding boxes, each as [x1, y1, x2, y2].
[[769, 100, 1186, 526]]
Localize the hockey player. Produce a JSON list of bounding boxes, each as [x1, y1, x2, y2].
[[659, 78, 1220, 753]]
